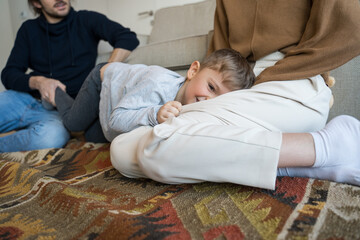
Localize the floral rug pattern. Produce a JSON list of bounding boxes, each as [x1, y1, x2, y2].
[[0, 140, 359, 239]]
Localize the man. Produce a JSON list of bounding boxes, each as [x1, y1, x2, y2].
[[0, 0, 139, 152]]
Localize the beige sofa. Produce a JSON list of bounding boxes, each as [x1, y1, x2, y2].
[[125, 0, 215, 77]]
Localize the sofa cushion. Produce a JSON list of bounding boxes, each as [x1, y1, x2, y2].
[[125, 33, 210, 71], [149, 0, 216, 43]]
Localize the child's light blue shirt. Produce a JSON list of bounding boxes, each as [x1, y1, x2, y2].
[[100, 62, 185, 141]]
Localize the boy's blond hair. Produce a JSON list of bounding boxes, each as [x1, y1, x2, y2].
[[201, 48, 255, 90]]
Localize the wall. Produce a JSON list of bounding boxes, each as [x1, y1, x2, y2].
[[156, 0, 204, 9], [0, 1, 15, 92], [74, 0, 204, 35]]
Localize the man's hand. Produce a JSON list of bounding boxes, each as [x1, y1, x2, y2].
[[157, 101, 182, 124], [29, 76, 66, 106]]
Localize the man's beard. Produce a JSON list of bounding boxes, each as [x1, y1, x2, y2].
[[44, 10, 69, 19], [41, 1, 71, 19]]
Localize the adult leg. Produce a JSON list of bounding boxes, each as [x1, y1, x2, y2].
[[110, 63, 331, 190], [0, 90, 32, 134], [0, 90, 70, 152], [278, 115, 360, 186], [112, 121, 283, 189], [112, 113, 360, 188], [278, 133, 316, 168], [55, 63, 107, 142]]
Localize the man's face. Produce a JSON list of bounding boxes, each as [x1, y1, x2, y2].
[[182, 67, 231, 105], [34, 0, 71, 23]]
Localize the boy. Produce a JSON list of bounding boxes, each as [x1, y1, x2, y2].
[[54, 48, 255, 142]]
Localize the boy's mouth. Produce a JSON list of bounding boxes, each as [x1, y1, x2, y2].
[[196, 97, 206, 102]]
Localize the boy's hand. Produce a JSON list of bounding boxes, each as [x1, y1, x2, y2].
[[157, 101, 182, 124]]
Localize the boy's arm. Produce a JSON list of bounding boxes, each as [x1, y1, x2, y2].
[[102, 64, 183, 134], [107, 88, 181, 133], [109, 100, 182, 133], [108, 105, 162, 134], [105, 69, 165, 133]]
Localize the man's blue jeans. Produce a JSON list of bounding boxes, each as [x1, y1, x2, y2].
[[0, 90, 70, 153]]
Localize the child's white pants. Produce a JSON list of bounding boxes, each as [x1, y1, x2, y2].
[[110, 52, 332, 189]]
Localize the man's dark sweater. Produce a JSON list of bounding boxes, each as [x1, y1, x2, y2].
[[1, 8, 139, 98]]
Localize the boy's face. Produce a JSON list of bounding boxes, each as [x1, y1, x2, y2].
[[182, 63, 232, 105], [34, 0, 71, 23]]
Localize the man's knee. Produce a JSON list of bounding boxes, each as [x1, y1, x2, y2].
[[0, 90, 35, 110], [31, 119, 70, 149]]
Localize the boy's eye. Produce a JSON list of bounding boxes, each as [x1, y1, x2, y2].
[[208, 84, 215, 92]]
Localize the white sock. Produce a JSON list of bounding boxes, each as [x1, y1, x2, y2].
[[277, 166, 360, 186], [311, 115, 360, 167], [278, 115, 360, 186]]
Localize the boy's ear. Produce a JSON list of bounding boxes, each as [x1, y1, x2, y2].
[[186, 61, 200, 80]]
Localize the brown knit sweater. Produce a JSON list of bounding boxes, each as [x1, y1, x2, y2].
[[208, 0, 360, 85]]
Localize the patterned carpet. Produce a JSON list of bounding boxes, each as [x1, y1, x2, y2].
[[0, 140, 359, 240]]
